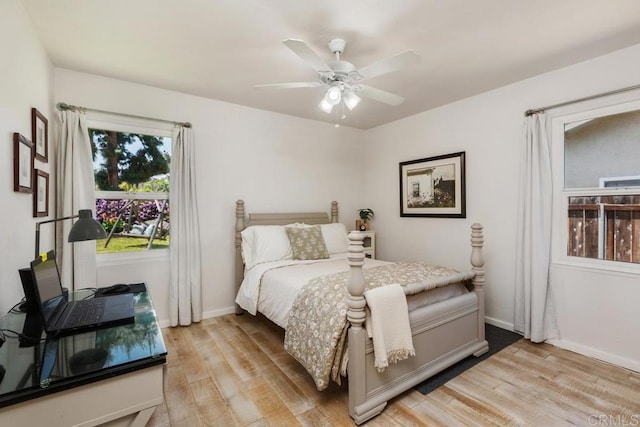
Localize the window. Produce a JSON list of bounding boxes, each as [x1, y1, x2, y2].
[[91, 128, 172, 254], [551, 96, 640, 269]]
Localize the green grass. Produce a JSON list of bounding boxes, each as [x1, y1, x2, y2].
[[96, 236, 169, 254]]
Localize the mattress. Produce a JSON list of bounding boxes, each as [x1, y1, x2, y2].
[[236, 254, 469, 329]]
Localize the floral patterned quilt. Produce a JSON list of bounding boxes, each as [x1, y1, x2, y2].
[[283, 262, 475, 390]]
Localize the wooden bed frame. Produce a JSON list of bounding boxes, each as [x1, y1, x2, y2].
[[235, 200, 488, 424]]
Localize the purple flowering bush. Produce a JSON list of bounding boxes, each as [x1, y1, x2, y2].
[[95, 199, 170, 234]]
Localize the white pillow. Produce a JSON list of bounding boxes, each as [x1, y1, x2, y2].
[[320, 223, 350, 255], [241, 225, 292, 270]]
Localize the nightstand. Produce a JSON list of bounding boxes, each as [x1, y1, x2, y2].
[[353, 231, 376, 259]]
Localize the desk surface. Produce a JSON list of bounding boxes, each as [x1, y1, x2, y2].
[[0, 289, 166, 408]]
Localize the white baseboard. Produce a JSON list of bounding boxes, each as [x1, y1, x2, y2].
[[157, 306, 236, 328], [202, 306, 236, 320], [484, 316, 515, 332], [547, 338, 640, 374]]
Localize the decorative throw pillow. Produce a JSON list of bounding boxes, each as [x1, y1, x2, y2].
[[285, 225, 329, 260]]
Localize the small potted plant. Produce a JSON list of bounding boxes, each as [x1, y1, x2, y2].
[[356, 208, 375, 231]]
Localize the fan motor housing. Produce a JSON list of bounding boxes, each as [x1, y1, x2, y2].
[[328, 38, 346, 54], [329, 60, 355, 75]]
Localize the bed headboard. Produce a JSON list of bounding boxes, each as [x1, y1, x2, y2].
[[234, 200, 339, 313]]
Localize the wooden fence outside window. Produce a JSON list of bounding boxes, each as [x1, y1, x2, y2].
[[568, 196, 640, 263]]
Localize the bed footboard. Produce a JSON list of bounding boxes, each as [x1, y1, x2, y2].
[[346, 224, 488, 424]]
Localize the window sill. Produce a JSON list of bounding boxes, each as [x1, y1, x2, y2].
[[552, 256, 640, 278], [97, 248, 169, 267]]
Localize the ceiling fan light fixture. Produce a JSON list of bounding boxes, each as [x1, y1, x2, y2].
[[325, 86, 342, 105], [343, 90, 361, 110], [319, 98, 334, 113]]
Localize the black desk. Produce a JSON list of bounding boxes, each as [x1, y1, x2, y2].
[[0, 289, 166, 426]]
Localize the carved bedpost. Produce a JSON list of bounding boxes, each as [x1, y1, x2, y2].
[[347, 232, 370, 420], [347, 232, 366, 330], [331, 201, 339, 223], [470, 223, 485, 341], [235, 200, 246, 314]]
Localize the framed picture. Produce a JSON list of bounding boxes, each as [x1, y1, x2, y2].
[[399, 151, 466, 218], [33, 169, 49, 217], [13, 133, 34, 193], [32, 107, 48, 162]]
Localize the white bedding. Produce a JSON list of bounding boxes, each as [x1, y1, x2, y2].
[[258, 255, 392, 327], [236, 253, 469, 329]]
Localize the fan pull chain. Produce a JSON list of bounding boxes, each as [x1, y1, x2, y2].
[[334, 99, 346, 128]]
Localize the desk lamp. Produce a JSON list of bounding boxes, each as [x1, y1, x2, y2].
[[35, 209, 107, 259], [19, 209, 106, 313]]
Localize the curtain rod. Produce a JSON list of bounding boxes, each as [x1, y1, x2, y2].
[[524, 82, 640, 117], [56, 102, 192, 128]]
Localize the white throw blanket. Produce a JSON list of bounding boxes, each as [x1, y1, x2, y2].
[[364, 283, 415, 372]]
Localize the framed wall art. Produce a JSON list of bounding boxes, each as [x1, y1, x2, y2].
[[32, 107, 48, 162], [13, 132, 34, 193], [33, 169, 49, 217], [399, 151, 466, 218]]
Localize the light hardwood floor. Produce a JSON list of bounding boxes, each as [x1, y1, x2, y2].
[[148, 314, 640, 426]]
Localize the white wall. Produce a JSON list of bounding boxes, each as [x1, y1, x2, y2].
[[54, 69, 366, 325], [364, 43, 640, 371], [0, 1, 53, 315]]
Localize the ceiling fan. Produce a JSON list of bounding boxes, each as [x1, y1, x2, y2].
[[254, 38, 421, 116]]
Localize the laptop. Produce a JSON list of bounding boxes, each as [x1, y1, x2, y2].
[[30, 250, 135, 336]]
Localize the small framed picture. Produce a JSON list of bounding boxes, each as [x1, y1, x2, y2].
[[13, 133, 34, 193], [399, 151, 466, 218], [33, 169, 49, 217], [32, 107, 48, 162]]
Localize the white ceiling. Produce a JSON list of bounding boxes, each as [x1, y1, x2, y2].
[[21, 0, 640, 129]]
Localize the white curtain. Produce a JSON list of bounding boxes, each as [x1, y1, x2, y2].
[[514, 112, 558, 342], [169, 126, 202, 326], [56, 110, 98, 290]]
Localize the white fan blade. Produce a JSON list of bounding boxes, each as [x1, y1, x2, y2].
[[356, 50, 421, 80], [357, 85, 405, 106], [283, 39, 334, 74], [254, 82, 323, 90]]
